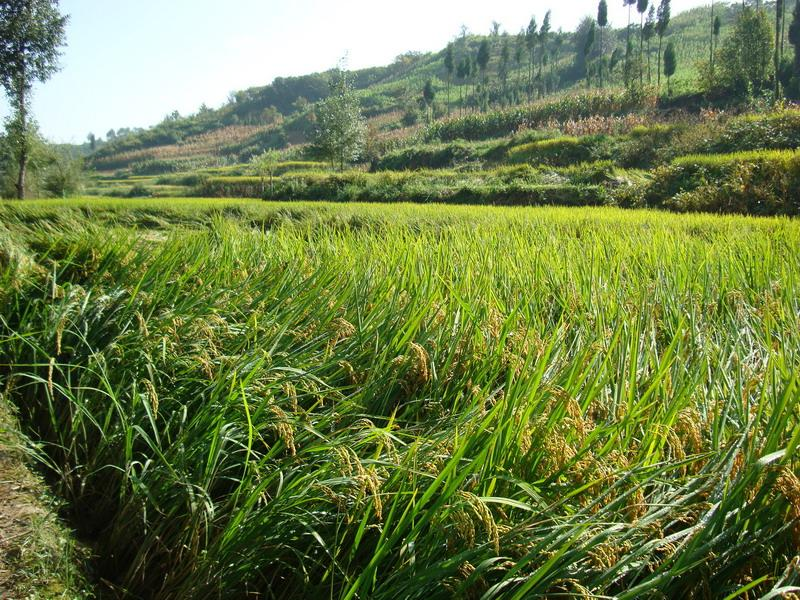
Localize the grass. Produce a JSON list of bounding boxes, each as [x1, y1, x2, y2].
[[0, 389, 89, 599], [1, 198, 799, 598]]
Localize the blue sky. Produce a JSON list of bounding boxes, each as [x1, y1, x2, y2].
[[0, 0, 709, 143]]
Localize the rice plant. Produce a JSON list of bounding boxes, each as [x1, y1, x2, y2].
[[0, 200, 798, 599]]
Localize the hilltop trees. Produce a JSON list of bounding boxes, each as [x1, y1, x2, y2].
[[312, 70, 366, 170], [0, 0, 68, 199]]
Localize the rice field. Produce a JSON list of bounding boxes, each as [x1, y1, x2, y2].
[[1, 199, 799, 599]]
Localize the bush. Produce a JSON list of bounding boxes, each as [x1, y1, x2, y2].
[[376, 142, 482, 171], [506, 136, 613, 167], [127, 183, 153, 198], [643, 150, 800, 215]]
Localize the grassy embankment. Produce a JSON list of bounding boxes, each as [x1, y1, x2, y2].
[[1, 199, 799, 598]]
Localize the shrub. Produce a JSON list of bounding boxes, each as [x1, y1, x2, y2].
[[644, 150, 800, 215], [507, 136, 613, 167], [376, 142, 482, 171]]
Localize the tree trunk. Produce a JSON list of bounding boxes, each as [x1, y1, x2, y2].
[[15, 85, 28, 200]]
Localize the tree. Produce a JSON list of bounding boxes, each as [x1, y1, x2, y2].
[[637, 0, 649, 86], [776, 0, 785, 97], [598, 0, 609, 87], [499, 38, 511, 104], [624, 0, 637, 85], [444, 42, 454, 115], [791, 0, 800, 75], [656, 0, 671, 89], [422, 79, 436, 122], [312, 70, 366, 171], [584, 21, 597, 88], [539, 11, 552, 96], [664, 39, 677, 94], [251, 149, 280, 197], [87, 132, 96, 152], [711, 14, 721, 76], [526, 16, 538, 101], [0, 0, 68, 199], [514, 29, 526, 100], [708, 0, 718, 77], [716, 6, 773, 96], [476, 39, 491, 110], [456, 56, 470, 114], [644, 6, 656, 83]]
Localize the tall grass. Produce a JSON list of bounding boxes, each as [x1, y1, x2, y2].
[[0, 200, 799, 598]]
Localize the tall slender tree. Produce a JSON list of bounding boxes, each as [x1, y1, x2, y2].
[[476, 39, 491, 111], [664, 39, 677, 94], [526, 16, 538, 101], [422, 79, 436, 123], [539, 11, 552, 96], [710, 0, 715, 75], [499, 37, 510, 105], [456, 56, 469, 114], [444, 43, 454, 116], [637, 0, 649, 86], [776, 0, 785, 96], [0, 0, 68, 199], [790, 0, 800, 76], [656, 0, 671, 89], [624, 0, 637, 85], [514, 29, 526, 101], [585, 21, 597, 87], [598, 0, 609, 87], [644, 5, 656, 83]]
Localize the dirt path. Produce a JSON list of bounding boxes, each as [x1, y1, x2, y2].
[[0, 396, 87, 599]]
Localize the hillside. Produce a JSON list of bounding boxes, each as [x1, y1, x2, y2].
[[88, 2, 785, 175]]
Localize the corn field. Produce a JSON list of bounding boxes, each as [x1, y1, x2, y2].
[[0, 199, 799, 599]]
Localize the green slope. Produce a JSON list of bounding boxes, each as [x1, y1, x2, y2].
[[89, 1, 795, 173]]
